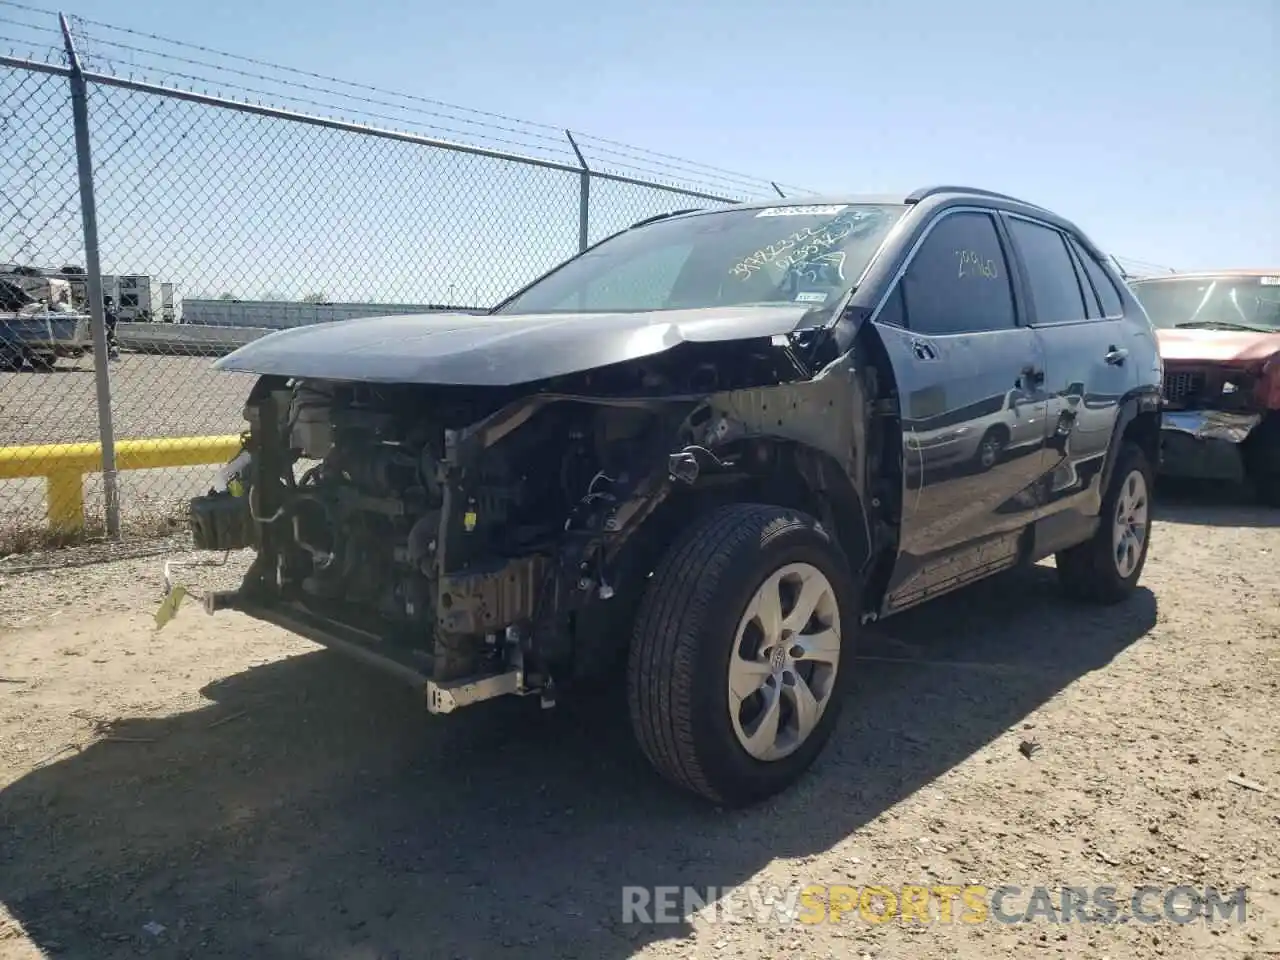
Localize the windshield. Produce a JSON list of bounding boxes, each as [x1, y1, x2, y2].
[[1130, 275, 1280, 332], [496, 202, 907, 315]]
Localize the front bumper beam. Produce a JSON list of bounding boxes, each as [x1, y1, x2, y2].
[[203, 589, 532, 714]]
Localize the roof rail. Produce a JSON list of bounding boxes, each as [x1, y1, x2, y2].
[[905, 185, 1044, 209], [627, 208, 704, 230]]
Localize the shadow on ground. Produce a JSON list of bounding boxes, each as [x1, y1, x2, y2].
[[1153, 477, 1280, 528], [0, 565, 1157, 959]]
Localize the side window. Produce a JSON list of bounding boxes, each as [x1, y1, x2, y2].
[[874, 282, 906, 328], [1065, 244, 1103, 319], [899, 211, 1016, 335], [1007, 217, 1089, 324], [1068, 236, 1125, 317]]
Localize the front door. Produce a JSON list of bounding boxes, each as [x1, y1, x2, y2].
[[871, 208, 1053, 614]]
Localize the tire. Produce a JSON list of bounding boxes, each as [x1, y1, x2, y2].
[[627, 503, 859, 807], [1055, 440, 1153, 604]]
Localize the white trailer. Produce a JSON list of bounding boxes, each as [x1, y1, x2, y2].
[[61, 273, 117, 311], [115, 275, 181, 322], [160, 282, 178, 322]]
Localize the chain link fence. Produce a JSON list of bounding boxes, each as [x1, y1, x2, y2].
[[0, 6, 804, 555]]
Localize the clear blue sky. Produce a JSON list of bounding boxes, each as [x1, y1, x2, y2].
[[4, 0, 1275, 293], [83, 0, 1276, 272]]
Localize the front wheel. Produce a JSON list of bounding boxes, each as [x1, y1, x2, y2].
[[627, 503, 859, 807], [1055, 440, 1153, 603]]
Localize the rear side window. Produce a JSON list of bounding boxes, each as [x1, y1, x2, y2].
[[1065, 244, 1103, 319], [1068, 237, 1125, 317], [1008, 217, 1089, 324], [898, 211, 1017, 335]]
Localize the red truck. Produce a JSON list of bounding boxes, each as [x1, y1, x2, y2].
[[1127, 270, 1280, 505]]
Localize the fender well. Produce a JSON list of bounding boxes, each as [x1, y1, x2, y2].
[[737, 438, 872, 574], [567, 437, 872, 682], [1102, 386, 1162, 493]]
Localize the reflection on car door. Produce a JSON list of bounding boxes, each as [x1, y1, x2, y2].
[[1002, 215, 1135, 525], [871, 208, 1052, 614]]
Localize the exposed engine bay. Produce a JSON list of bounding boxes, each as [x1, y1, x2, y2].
[[188, 335, 889, 712]]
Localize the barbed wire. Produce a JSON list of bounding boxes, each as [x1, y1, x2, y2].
[[67, 12, 810, 193], [1112, 256, 1178, 276], [69, 54, 761, 198], [2, 1, 1179, 277], [0, 6, 800, 198], [0, 0, 57, 13], [0, 2, 62, 62]]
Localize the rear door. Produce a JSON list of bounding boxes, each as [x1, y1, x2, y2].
[[871, 207, 1053, 613], [1001, 214, 1135, 518]]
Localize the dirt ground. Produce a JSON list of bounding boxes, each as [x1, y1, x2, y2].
[[0, 481, 1277, 960]]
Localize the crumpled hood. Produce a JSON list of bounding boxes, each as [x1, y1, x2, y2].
[[213, 304, 821, 386], [1155, 328, 1280, 367]]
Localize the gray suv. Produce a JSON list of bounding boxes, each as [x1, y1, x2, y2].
[[186, 185, 1164, 807]]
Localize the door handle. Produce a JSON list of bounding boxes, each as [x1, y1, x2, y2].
[[911, 339, 937, 361], [1105, 345, 1129, 366]]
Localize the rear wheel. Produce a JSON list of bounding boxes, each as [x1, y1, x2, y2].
[[1055, 440, 1153, 603], [627, 503, 858, 807]]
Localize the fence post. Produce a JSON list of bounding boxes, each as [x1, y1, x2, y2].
[[59, 13, 120, 538], [565, 130, 589, 253]]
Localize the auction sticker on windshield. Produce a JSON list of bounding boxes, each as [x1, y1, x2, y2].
[[756, 205, 848, 217], [1260, 276, 1280, 286]]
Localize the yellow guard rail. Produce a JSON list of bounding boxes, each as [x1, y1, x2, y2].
[[0, 435, 243, 531]]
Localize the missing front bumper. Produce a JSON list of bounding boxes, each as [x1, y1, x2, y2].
[[202, 589, 535, 714]]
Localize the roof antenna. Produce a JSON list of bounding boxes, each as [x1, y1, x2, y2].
[[770, 181, 786, 198]]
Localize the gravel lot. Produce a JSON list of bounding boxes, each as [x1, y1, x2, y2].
[[0, 483, 1277, 960], [0, 354, 253, 527], [0, 355, 251, 446]]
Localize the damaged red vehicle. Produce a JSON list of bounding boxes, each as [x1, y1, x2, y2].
[[1128, 270, 1280, 505]]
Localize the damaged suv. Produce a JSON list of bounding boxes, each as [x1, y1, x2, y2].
[[188, 186, 1163, 806], [1127, 270, 1280, 505]]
